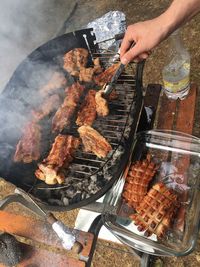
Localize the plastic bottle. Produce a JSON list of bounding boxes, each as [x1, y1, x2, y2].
[[162, 29, 190, 100]]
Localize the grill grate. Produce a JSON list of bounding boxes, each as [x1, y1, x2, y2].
[[0, 29, 144, 210], [33, 51, 142, 208]]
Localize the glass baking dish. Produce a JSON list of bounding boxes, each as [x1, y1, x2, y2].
[[102, 130, 200, 256]]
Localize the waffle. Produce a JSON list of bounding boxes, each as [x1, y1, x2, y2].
[[130, 182, 179, 238], [122, 155, 158, 209]]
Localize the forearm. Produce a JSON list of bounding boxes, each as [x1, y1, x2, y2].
[[120, 0, 200, 63], [159, 0, 200, 37]]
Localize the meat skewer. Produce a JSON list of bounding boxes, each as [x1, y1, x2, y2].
[[52, 82, 85, 132], [14, 121, 41, 163], [78, 125, 112, 158], [35, 134, 80, 185], [76, 90, 97, 126]]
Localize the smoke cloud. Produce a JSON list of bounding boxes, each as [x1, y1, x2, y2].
[[0, 0, 76, 177], [0, 0, 74, 92]]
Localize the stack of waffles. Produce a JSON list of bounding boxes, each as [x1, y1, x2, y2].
[[122, 155, 179, 238], [122, 154, 158, 209]]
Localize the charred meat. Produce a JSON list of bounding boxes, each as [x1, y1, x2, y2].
[[35, 134, 80, 185], [76, 90, 97, 126], [78, 125, 112, 158], [14, 121, 41, 163], [123, 155, 158, 209], [52, 82, 85, 132], [95, 89, 109, 117], [63, 48, 89, 76], [93, 57, 103, 74], [79, 57, 103, 82], [94, 62, 121, 86], [79, 67, 95, 83], [39, 72, 67, 97], [130, 182, 179, 238]]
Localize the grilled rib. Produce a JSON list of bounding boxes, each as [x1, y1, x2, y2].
[[95, 89, 109, 117], [52, 82, 85, 132], [39, 71, 67, 97], [79, 58, 103, 82], [94, 62, 120, 86], [14, 121, 41, 163], [122, 155, 158, 209], [78, 125, 112, 158], [32, 94, 61, 122], [76, 90, 97, 126], [35, 134, 80, 185], [130, 182, 179, 238], [79, 67, 95, 83], [63, 48, 89, 76]]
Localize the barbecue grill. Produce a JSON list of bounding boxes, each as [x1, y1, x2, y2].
[[0, 28, 145, 211]]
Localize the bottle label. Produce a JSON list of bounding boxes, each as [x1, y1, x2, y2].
[[163, 76, 190, 93]]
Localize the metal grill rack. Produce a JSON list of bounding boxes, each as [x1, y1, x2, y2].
[[33, 50, 143, 209]]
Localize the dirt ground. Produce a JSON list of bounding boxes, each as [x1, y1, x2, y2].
[[0, 0, 200, 266]]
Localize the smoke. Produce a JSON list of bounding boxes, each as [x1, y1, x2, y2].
[[0, 0, 73, 92], [0, 0, 75, 176]]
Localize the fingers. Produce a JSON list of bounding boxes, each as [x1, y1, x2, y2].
[[132, 52, 150, 63], [120, 30, 133, 60], [121, 42, 147, 64]]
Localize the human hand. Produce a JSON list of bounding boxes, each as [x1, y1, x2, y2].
[[120, 17, 169, 64]]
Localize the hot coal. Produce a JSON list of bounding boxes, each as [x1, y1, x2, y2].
[[0, 233, 22, 267]]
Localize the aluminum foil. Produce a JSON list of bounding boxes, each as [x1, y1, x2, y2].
[[86, 11, 126, 51], [52, 221, 76, 250]]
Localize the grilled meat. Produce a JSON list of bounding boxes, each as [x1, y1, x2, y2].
[[93, 57, 103, 74], [63, 48, 89, 76], [130, 182, 179, 238], [14, 121, 41, 163], [79, 60, 103, 82], [39, 72, 66, 97], [32, 94, 61, 122], [79, 67, 95, 83], [52, 82, 85, 132], [123, 155, 158, 209], [94, 62, 121, 86], [63, 48, 103, 83], [35, 134, 80, 185], [78, 57, 103, 82], [76, 90, 97, 126], [78, 125, 112, 158], [95, 89, 109, 117]]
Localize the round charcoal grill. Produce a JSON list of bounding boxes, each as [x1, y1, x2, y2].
[[0, 29, 144, 210]]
